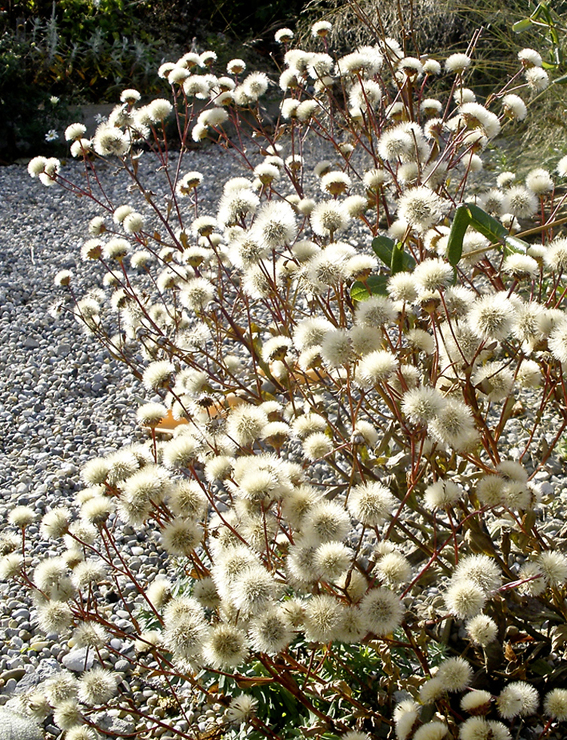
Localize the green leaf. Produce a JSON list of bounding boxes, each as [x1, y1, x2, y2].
[[371, 235, 395, 267], [512, 18, 534, 32], [447, 204, 471, 266], [467, 203, 530, 254], [351, 275, 389, 300], [531, 2, 550, 21], [390, 241, 405, 274], [447, 203, 529, 265], [504, 234, 530, 253], [467, 202, 509, 243], [389, 241, 416, 274], [552, 72, 567, 84], [531, 658, 554, 675]]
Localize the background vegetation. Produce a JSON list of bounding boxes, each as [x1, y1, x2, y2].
[[0, 0, 306, 161], [1, 0, 567, 162]]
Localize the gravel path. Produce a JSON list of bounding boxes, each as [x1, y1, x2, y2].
[[0, 151, 246, 736]]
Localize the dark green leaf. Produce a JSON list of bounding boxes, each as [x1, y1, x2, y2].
[[388, 243, 415, 274], [447, 204, 471, 266], [467, 203, 529, 254], [467, 202, 509, 243], [552, 72, 567, 84], [350, 275, 389, 300], [390, 241, 405, 274], [531, 658, 554, 675], [371, 235, 395, 267]]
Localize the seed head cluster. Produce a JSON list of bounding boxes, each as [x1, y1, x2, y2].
[[17, 26, 567, 740]]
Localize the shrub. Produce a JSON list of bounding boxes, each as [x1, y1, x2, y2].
[[0, 0, 166, 159], [14, 6, 567, 739]]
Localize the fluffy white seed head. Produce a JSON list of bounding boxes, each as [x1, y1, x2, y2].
[[360, 587, 404, 636], [466, 614, 498, 646], [444, 578, 486, 619]]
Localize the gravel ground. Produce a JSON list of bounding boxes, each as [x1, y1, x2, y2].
[[0, 150, 251, 738]]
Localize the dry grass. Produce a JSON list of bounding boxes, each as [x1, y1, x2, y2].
[[296, 0, 567, 164]]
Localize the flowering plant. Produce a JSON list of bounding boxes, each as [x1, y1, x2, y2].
[[13, 10, 567, 740]]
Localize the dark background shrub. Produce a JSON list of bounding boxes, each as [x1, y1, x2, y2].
[[0, 0, 306, 162]]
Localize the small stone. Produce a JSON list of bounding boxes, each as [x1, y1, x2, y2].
[[0, 669, 25, 683], [28, 642, 49, 653], [114, 659, 131, 673], [62, 648, 94, 672], [95, 714, 136, 735], [15, 659, 60, 695], [0, 708, 42, 739]]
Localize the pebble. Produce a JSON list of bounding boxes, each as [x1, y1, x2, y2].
[[62, 648, 95, 672], [0, 708, 42, 739], [0, 669, 25, 682]]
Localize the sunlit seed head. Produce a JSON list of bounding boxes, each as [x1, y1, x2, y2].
[[374, 551, 411, 587], [275, 27, 294, 43], [304, 594, 345, 642], [436, 657, 473, 692], [419, 676, 445, 705], [544, 237, 567, 273], [445, 53, 471, 73], [402, 386, 446, 425], [71, 559, 106, 590], [459, 717, 511, 740], [497, 682, 538, 719], [203, 623, 248, 669], [414, 257, 454, 291], [413, 722, 448, 740], [310, 200, 350, 237], [314, 541, 353, 581], [72, 621, 108, 649], [248, 606, 293, 654], [544, 688, 567, 720], [40, 508, 71, 539], [52, 699, 82, 730], [301, 499, 349, 545], [161, 519, 202, 556], [355, 350, 398, 388], [146, 577, 173, 610], [78, 667, 119, 706], [424, 479, 461, 509], [537, 550, 567, 587], [460, 689, 493, 715], [36, 600, 73, 634], [468, 292, 516, 341], [444, 578, 486, 619], [360, 587, 403, 636], [525, 66, 549, 91], [8, 506, 36, 528], [472, 361, 514, 403], [454, 554, 502, 596], [394, 699, 420, 740], [466, 614, 498, 646]]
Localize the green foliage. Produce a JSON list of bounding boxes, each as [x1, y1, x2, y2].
[[371, 235, 416, 274], [446, 203, 528, 266], [0, 0, 169, 159], [0, 31, 77, 160], [513, 1, 567, 72]]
